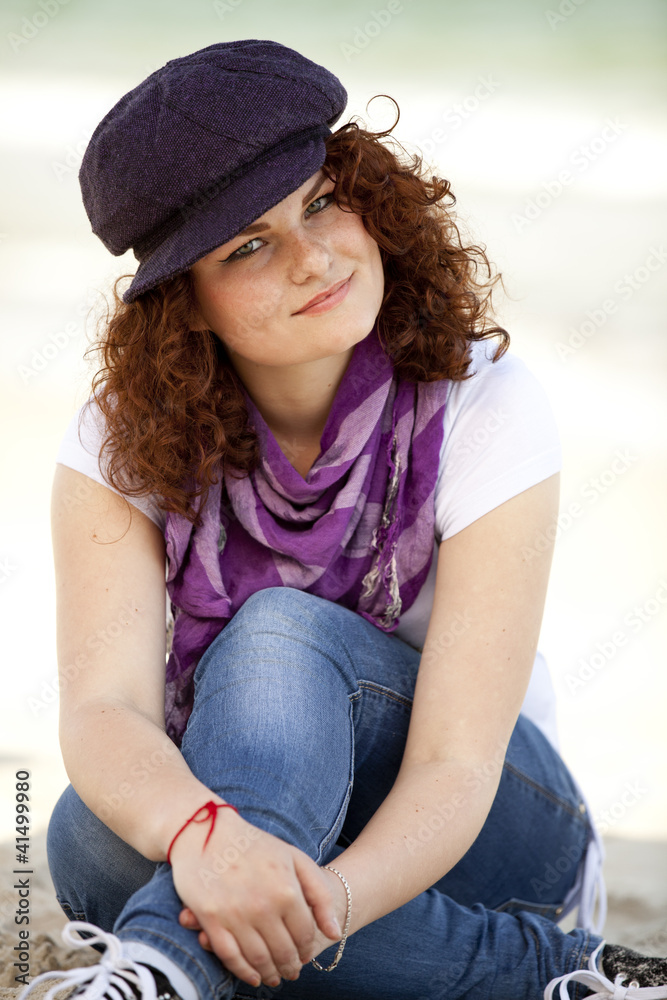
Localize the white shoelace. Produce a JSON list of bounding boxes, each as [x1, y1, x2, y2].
[[545, 941, 667, 999], [18, 921, 160, 1000]]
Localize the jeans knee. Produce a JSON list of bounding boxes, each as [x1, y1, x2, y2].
[[222, 587, 345, 653], [238, 586, 318, 623]]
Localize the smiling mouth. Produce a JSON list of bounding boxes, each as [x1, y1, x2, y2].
[[294, 275, 353, 315]]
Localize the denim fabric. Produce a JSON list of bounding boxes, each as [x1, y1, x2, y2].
[[47, 586, 602, 1000]]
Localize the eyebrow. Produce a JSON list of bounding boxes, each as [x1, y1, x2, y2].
[[233, 175, 327, 238]]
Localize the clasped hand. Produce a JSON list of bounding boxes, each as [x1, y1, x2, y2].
[[169, 809, 344, 989]]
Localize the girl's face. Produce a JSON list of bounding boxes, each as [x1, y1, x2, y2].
[[189, 169, 385, 369]]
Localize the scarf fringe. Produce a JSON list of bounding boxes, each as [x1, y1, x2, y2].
[[360, 422, 403, 628]]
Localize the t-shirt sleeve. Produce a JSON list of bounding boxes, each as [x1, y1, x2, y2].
[[55, 399, 167, 532], [434, 340, 561, 542]]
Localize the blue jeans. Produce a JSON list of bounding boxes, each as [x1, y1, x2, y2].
[[47, 587, 602, 1000]]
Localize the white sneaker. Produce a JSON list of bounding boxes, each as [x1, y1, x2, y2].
[[545, 941, 667, 999], [18, 921, 178, 1000]]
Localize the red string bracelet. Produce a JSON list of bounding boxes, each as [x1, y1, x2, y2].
[[166, 800, 239, 865]]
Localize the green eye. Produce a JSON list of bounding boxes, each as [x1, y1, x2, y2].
[[305, 193, 335, 216], [227, 237, 264, 261]]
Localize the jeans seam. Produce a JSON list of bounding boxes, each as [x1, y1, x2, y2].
[[357, 679, 413, 709], [495, 898, 561, 919], [503, 761, 585, 819], [317, 696, 356, 861], [318, 779, 354, 861], [56, 897, 87, 922]]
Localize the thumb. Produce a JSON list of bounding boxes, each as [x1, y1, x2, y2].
[[293, 854, 343, 941]]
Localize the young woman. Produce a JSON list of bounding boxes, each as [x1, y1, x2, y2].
[[22, 39, 667, 1000]]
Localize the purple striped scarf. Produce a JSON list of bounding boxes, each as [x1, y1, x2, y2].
[[164, 323, 450, 744]]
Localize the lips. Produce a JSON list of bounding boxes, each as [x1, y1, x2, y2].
[[295, 275, 351, 314]]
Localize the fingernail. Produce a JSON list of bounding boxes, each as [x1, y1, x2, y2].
[[331, 917, 342, 936]]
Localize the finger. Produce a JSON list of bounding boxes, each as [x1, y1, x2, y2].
[[198, 929, 213, 952], [179, 907, 201, 930], [176, 912, 211, 950], [204, 923, 265, 989], [278, 883, 318, 963], [255, 917, 304, 982], [232, 926, 285, 989], [293, 853, 342, 941]]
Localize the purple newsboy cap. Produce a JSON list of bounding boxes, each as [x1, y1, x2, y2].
[[78, 40, 348, 303]]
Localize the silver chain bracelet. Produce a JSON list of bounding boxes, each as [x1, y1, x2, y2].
[[310, 866, 352, 972]]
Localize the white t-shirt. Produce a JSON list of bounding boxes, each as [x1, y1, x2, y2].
[[55, 339, 562, 744]]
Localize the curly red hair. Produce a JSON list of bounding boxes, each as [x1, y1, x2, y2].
[[87, 108, 508, 524]]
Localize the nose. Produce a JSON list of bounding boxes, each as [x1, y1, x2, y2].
[[287, 228, 332, 283]]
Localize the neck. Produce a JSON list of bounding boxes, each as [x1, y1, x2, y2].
[[227, 345, 355, 443]]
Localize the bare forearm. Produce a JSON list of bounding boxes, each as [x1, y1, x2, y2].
[[332, 753, 505, 935], [60, 700, 227, 861]]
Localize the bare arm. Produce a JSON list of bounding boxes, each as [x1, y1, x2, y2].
[[309, 473, 561, 939], [52, 464, 340, 987], [52, 463, 210, 858]]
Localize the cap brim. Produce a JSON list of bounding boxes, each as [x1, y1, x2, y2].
[[123, 134, 329, 303]]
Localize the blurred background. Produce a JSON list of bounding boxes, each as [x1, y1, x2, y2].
[[0, 0, 665, 937]]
